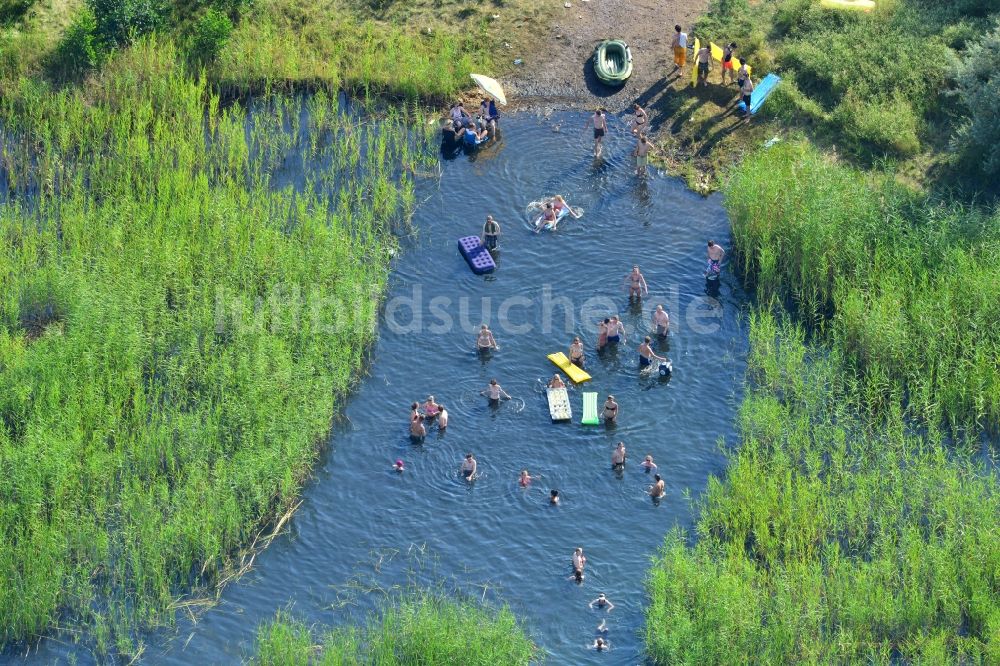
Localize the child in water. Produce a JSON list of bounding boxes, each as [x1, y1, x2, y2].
[[393, 459, 405, 473]]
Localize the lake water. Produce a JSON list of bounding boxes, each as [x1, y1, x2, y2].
[[23, 112, 749, 664]]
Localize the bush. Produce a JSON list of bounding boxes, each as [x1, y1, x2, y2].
[[953, 23, 1000, 175], [0, 0, 34, 25], [49, 9, 103, 78], [832, 92, 921, 157], [186, 8, 232, 64], [88, 0, 166, 48]]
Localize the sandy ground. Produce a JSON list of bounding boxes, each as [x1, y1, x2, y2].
[[502, 0, 710, 115]]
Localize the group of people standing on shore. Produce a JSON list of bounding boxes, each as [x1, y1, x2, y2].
[[672, 23, 755, 122]]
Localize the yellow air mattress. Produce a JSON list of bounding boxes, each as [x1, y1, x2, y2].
[[547, 352, 592, 384], [820, 0, 875, 10], [690, 38, 700, 87]]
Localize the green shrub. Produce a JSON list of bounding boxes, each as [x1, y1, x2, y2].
[[185, 8, 232, 64], [88, 0, 166, 48], [953, 22, 1000, 175], [49, 9, 103, 78], [832, 92, 921, 157], [0, 0, 34, 25]]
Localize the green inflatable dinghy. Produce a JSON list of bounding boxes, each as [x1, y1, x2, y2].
[[593, 39, 632, 86]]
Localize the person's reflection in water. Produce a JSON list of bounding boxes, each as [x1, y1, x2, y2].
[[633, 176, 652, 212]]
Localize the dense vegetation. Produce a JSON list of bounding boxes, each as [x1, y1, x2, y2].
[[0, 38, 435, 655], [645, 143, 1000, 662], [254, 593, 536, 665], [673, 0, 1000, 189]]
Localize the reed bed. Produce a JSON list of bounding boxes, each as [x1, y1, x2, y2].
[[0, 40, 435, 655], [646, 311, 1000, 663], [645, 142, 1000, 662], [254, 592, 536, 665]]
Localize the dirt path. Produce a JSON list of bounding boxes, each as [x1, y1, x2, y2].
[[502, 0, 710, 115]]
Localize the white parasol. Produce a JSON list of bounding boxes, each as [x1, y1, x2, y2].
[[470, 74, 507, 106]]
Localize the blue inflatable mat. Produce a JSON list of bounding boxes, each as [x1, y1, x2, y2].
[[737, 73, 781, 115], [457, 236, 496, 274]]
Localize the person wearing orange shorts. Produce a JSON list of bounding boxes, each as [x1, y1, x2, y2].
[[722, 42, 737, 85], [671, 25, 687, 71]]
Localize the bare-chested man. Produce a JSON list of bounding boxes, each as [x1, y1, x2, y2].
[[586, 108, 608, 157], [638, 336, 667, 369], [706, 240, 726, 276], [652, 305, 669, 337]]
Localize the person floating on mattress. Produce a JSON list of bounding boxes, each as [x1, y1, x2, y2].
[[706, 240, 726, 276], [533, 202, 558, 233], [638, 336, 667, 369]]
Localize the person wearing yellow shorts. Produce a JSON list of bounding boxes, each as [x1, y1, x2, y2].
[[671, 25, 687, 71]]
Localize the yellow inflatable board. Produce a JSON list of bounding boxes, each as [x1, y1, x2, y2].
[[710, 41, 751, 76], [820, 0, 874, 10], [690, 38, 700, 87], [547, 352, 592, 384]]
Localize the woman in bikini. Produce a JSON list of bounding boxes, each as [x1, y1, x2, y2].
[[476, 324, 500, 352], [632, 102, 648, 135], [534, 202, 559, 233], [602, 395, 619, 423]]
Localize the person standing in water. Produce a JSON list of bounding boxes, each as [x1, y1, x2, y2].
[[409, 415, 426, 443], [640, 454, 657, 472], [606, 316, 626, 344], [476, 324, 500, 352], [624, 265, 649, 299], [597, 318, 610, 351], [585, 108, 608, 157], [611, 441, 627, 469], [461, 453, 477, 480], [569, 336, 586, 368], [519, 469, 533, 487], [649, 473, 666, 498], [481, 378, 511, 403], [706, 240, 726, 275], [638, 336, 667, 369], [550, 489, 561, 505], [422, 395, 440, 419], [548, 373, 566, 389], [696, 43, 711, 86], [721, 42, 737, 85], [482, 215, 501, 251], [437, 404, 449, 430], [652, 305, 670, 337], [670, 24, 688, 73], [603, 395, 619, 423], [632, 136, 657, 176]]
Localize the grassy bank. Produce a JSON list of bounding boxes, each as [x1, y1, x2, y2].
[[653, 0, 1000, 192], [0, 39, 435, 655], [644, 144, 1000, 662], [254, 592, 536, 665]]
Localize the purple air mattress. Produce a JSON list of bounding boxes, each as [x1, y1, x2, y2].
[[457, 235, 496, 274]]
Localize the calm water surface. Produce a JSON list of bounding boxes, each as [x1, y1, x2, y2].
[[26, 112, 749, 664]]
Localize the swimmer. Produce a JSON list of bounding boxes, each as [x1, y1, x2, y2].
[[476, 324, 500, 352], [640, 455, 657, 472], [548, 373, 566, 389], [481, 378, 511, 402], [591, 637, 609, 651], [409, 415, 426, 443], [422, 395, 440, 419], [602, 395, 619, 423], [552, 194, 579, 218], [461, 452, 477, 480], [706, 240, 726, 276], [652, 305, 669, 337], [597, 318, 610, 351], [611, 441, 626, 469], [569, 336, 585, 368], [550, 489, 560, 505], [437, 404, 449, 429], [624, 265, 648, 299], [589, 593, 615, 612], [393, 459, 405, 472], [519, 469, 533, 487], [638, 336, 667, 369], [572, 547, 587, 577], [597, 618, 608, 633], [649, 473, 665, 498], [606, 317, 626, 344]]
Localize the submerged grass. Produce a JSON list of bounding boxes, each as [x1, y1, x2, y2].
[[645, 142, 1000, 662], [254, 592, 536, 665], [0, 39, 436, 655]]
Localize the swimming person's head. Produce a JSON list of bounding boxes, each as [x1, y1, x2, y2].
[[485, 215, 493, 223], [645, 336, 651, 343], [490, 378, 497, 385], [708, 240, 715, 247], [604, 318, 610, 324], [657, 304, 664, 311], [551, 489, 559, 499], [466, 452, 473, 460], [616, 441, 624, 448], [411, 402, 418, 410], [655, 474, 662, 482], [481, 323, 489, 331], [645, 455, 653, 462], [427, 395, 435, 402]]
